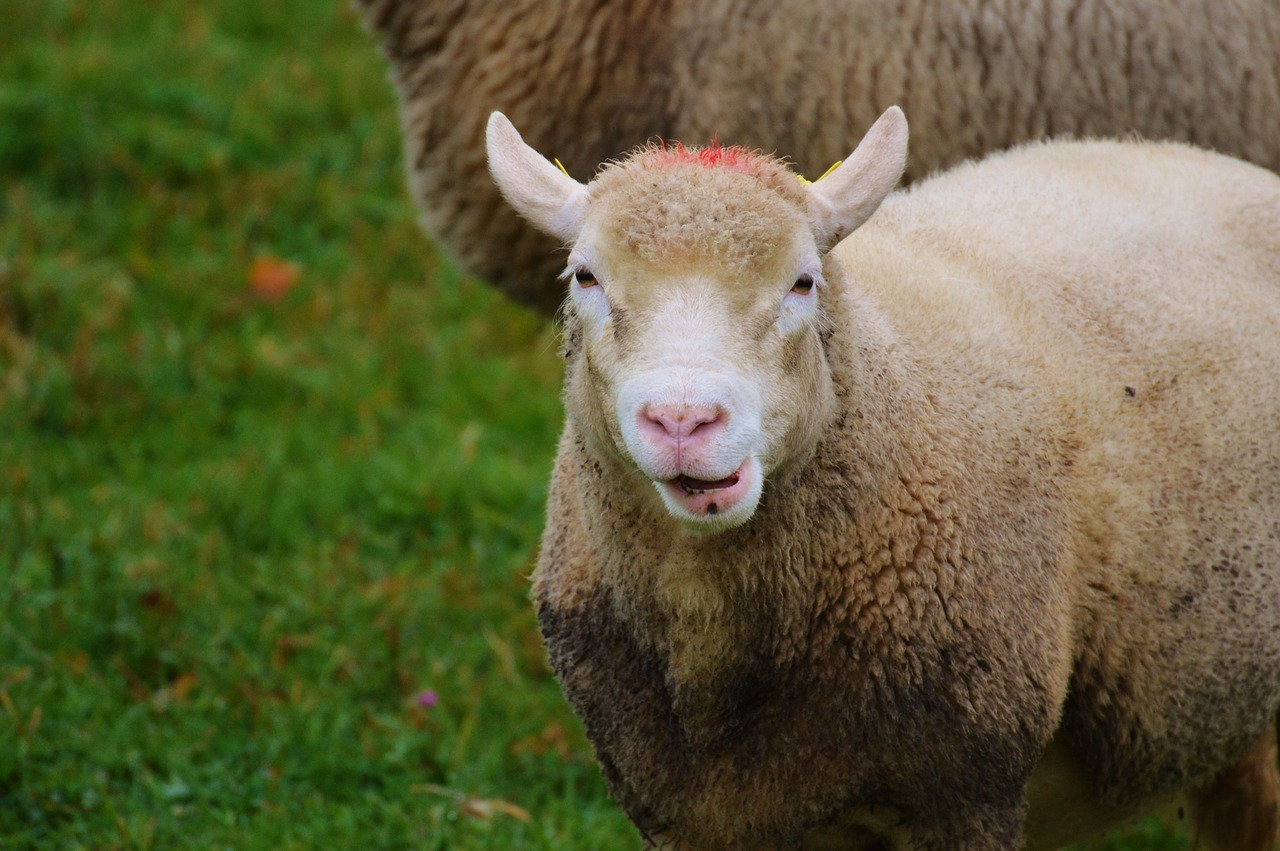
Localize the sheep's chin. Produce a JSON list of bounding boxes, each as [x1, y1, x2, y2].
[[652, 455, 763, 532]]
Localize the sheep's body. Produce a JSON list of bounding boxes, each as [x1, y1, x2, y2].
[[827, 144, 1280, 838], [357, 0, 1280, 315], [517, 135, 1280, 848]]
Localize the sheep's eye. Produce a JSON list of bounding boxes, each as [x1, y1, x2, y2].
[[791, 274, 815, 295], [574, 269, 598, 287]]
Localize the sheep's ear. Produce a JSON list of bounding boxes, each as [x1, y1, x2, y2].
[[805, 106, 908, 250], [486, 112, 589, 243]]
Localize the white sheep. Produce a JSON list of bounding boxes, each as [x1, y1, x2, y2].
[[485, 107, 1280, 849], [357, 0, 1280, 316]]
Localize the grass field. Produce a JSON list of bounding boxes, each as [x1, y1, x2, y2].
[[0, 1, 1189, 847]]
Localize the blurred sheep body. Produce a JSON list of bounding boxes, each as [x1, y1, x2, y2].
[[357, 0, 1280, 314], [485, 108, 1280, 849]]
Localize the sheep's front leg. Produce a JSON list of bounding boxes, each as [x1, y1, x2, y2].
[[884, 800, 1026, 851], [637, 801, 1024, 850], [801, 798, 1026, 850], [1191, 724, 1280, 851], [640, 830, 790, 851], [639, 830, 681, 850]]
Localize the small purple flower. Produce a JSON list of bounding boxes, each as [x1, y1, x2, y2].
[[416, 689, 439, 709]]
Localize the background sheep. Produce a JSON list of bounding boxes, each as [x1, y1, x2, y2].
[[357, 0, 1280, 315], [486, 108, 1280, 849]]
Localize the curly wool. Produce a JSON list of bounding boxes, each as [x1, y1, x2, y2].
[[355, 0, 1280, 314], [531, 138, 1280, 849]]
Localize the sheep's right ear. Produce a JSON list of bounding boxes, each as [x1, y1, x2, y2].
[[486, 112, 589, 243], [805, 106, 908, 251]]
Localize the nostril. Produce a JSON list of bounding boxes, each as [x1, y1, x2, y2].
[[638, 410, 673, 441], [686, 410, 722, 437], [642, 404, 725, 441]]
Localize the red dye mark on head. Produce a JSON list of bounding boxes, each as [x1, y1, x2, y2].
[[643, 141, 775, 176]]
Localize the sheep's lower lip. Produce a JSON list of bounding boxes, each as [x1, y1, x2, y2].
[[659, 460, 753, 519], [674, 472, 740, 494]]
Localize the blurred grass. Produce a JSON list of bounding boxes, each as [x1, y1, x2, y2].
[[0, 1, 623, 847], [0, 1, 1190, 848]]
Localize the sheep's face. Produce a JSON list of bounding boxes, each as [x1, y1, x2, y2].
[[560, 167, 829, 531], [487, 108, 908, 531]]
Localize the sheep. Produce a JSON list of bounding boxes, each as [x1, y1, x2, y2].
[[484, 105, 1280, 850], [356, 0, 1280, 316]]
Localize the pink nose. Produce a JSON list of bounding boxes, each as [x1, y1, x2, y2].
[[640, 403, 724, 444]]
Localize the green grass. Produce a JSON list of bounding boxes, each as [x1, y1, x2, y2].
[[0, 1, 1188, 847]]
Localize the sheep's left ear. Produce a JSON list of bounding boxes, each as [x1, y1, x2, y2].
[[486, 112, 589, 243], [806, 106, 908, 251]]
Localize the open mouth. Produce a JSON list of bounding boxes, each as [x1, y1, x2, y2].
[[673, 472, 741, 495], [658, 459, 755, 521]]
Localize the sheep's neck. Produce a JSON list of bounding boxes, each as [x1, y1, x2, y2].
[[649, 545, 757, 731], [582, 304, 934, 735], [577, 483, 777, 728]]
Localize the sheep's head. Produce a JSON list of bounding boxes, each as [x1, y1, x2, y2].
[[487, 108, 908, 531]]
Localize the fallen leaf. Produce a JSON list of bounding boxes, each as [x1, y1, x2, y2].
[[61, 650, 90, 675], [272, 633, 318, 669], [412, 783, 532, 823], [3, 667, 32, 688], [27, 705, 42, 738], [458, 422, 482, 461], [171, 672, 198, 702], [247, 256, 300, 302], [509, 722, 572, 759], [461, 797, 532, 823], [114, 658, 150, 702], [140, 588, 177, 616]]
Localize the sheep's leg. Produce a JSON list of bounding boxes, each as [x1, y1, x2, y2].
[[892, 803, 1025, 851], [1190, 724, 1280, 851]]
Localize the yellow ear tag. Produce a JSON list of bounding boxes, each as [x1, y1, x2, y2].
[[554, 158, 572, 179], [797, 160, 843, 186]]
